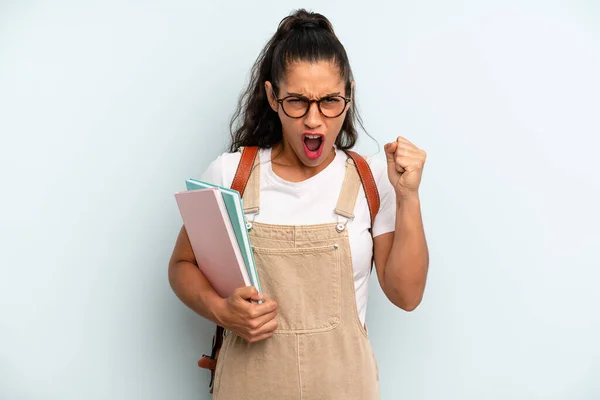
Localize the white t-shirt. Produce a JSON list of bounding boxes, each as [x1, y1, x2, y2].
[[200, 147, 397, 325]]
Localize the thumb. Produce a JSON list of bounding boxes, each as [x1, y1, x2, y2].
[[234, 285, 263, 301], [384, 142, 397, 163]]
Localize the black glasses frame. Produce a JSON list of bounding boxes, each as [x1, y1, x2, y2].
[[273, 92, 352, 119]]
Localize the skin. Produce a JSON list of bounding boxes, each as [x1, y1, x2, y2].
[[168, 60, 429, 343]]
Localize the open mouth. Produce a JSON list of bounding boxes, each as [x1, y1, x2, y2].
[[302, 133, 325, 159]]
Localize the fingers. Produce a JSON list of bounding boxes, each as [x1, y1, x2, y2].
[[249, 296, 278, 318], [246, 313, 279, 342], [388, 136, 422, 153], [394, 136, 415, 147], [388, 148, 420, 169], [223, 287, 279, 343], [384, 142, 398, 164], [394, 157, 425, 172], [384, 141, 398, 154], [387, 137, 426, 169], [248, 311, 277, 334], [238, 298, 278, 343], [230, 293, 278, 322], [249, 291, 264, 302], [396, 149, 424, 160], [247, 324, 277, 343], [385, 138, 420, 157], [394, 140, 420, 154]]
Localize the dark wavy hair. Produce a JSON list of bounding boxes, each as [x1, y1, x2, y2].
[[228, 9, 367, 152]]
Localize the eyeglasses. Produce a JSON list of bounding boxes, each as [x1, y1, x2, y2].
[[273, 92, 351, 119]]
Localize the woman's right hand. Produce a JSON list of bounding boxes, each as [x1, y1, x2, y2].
[[216, 286, 278, 343]]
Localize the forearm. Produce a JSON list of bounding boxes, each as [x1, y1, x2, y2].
[[384, 194, 429, 310], [168, 261, 226, 325]]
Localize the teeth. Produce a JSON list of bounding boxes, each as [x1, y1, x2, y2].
[[305, 134, 321, 139]]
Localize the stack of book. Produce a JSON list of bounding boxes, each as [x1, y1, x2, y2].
[[174, 179, 261, 299]]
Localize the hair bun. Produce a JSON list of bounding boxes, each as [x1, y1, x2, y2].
[[298, 20, 319, 29], [276, 10, 335, 37]]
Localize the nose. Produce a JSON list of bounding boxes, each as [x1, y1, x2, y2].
[[303, 101, 323, 129]]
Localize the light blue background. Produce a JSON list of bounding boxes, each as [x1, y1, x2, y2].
[[1, 1, 599, 399]]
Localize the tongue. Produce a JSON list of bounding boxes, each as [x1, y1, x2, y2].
[[305, 138, 321, 152]]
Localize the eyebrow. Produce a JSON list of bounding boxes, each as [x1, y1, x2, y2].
[[286, 91, 341, 98]]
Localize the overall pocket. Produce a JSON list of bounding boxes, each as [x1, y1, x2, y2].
[[252, 244, 341, 333]]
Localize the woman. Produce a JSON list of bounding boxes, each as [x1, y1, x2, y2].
[[169, 9, 429, 400]]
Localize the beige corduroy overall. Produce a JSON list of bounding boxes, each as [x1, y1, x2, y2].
[[212, 153, 380, 400]]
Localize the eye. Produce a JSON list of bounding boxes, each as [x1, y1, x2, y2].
[[287, 98, 303, 103], [322, 97, 341, 104]]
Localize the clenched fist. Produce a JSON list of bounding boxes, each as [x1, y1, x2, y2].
[[384, 136, 427, 198]]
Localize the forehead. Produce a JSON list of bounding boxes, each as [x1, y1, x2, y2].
[[281, 60, 344, 96]]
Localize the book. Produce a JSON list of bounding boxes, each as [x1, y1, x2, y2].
[[185, 178, 262, 293], [174, 187, 251, 299]]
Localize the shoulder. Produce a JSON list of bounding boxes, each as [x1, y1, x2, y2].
[[363, 153, 396, 237], [199, 147, 271, 187], [199, 149, 243, 187], [340, 150, 390, 194], [364, 154, 388, 188], [348, 152, 390, 196]]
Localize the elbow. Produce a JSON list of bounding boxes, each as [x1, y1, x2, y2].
[[398, 297, 422, 312], [389, 291, 422, 312], [385, 284, 424, 312]]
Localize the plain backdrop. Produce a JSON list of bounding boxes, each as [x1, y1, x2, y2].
[[1, 1, 599, 399]]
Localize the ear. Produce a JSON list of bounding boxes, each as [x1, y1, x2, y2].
[[349, 80, 355, 98], [264, 81, 279, 112]]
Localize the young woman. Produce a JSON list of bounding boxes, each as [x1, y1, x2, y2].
[[169, 9, 429, 399]]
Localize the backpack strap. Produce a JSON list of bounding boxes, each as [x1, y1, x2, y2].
[[343, 150, 380, 228], [198, 146, 380, 393], [231, 146, 260, 196], [198, 145, 260, 393], [343, 150, 381, 274]]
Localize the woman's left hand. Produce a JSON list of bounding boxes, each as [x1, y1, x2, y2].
[[384, 136, 427, 199]]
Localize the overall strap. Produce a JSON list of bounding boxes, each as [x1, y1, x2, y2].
[[334, 157, 362, 221]]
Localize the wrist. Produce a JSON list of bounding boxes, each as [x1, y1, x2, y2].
[[396, 190, 420, 206], [208, 296, 229, 327]]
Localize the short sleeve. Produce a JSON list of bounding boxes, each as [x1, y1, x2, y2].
[[369, 156, 396, 237], [198, 150, 243, 188], [199, 155, 226, 186]]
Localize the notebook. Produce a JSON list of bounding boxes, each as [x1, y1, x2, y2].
[[174, 187, 251, 299], [185, 178, 262, 293]]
